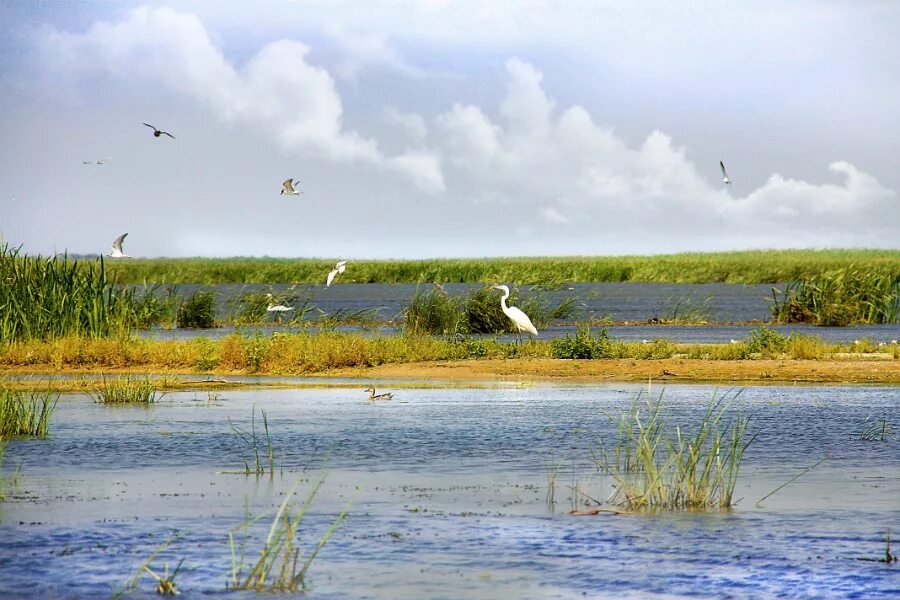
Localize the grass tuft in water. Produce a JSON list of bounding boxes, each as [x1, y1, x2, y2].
[[177, 289, 217, 329], [228, 407, 276, 476], [600, 388, 756, 511], [227, 475, 352, 592], [771, 267, 899, 326], [404, 284, 466, 335], [860, 416, 894, 441], [90, 375, 160, 404], [0, 386, 57, 437]]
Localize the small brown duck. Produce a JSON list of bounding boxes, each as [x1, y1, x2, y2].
[[143, 123, 175, 138], [365, 387, 394, 401]]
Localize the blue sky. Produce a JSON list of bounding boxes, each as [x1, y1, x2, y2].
[[1, 1, 898, 258]]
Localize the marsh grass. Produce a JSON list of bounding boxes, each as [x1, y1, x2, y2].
[[90, 375, 160, 404], [227, 475, 352, 592], [0, 387, 57, 437], [404, 284, 574, 335], [551, 327, 611, 359], [177, 289, 217, 328], [658, 296, 713, 324], [599, 389, 756, 511], [117, 532, 185, 598], [227, 407, 276, 476], [102, 249, 900, 285], [771, 267, 900, 326], [404, 284, 465, 335], [129, 284, 180, 329], [0, 245, 139, 341]]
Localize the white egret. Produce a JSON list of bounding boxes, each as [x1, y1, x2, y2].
[[327, 260, 347, 287], [281, 178, 302, 196], [143, 123, 175, 138], [265, 293, 294, 314], [365, 387, 394, 401], [109, 233, 130, 258], [720, 161, 732, 185], [492, 284, 538, 337]]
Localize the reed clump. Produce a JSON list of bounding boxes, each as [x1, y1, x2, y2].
[[228, 475, 351, 592], [599, 389, 756, 511], [0, 245, 139, 341], [89, 375, 160, 404], [0, 386, 57, 437], [177, 289, 217, 328], [228, 407, 276, 476], [403, 284, 573, 335], [771, 267, 899, 326]]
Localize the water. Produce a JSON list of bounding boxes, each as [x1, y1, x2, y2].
[[2, 383, 899, 598], [135, 282, 900, 344]]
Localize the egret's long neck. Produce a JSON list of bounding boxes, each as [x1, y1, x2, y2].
[[500, 289, 510, 312]]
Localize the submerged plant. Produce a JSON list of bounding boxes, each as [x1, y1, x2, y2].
[[0, 387, 57, 437], [860, 416, 894, 442], [90, 375, 160, 404], [227, 475, 352, 592], [599, 389, 756, 511]]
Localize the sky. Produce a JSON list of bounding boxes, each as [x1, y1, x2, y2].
[[1, 0, 898, 258]]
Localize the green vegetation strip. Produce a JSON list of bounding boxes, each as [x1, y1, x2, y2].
[[99, 249, 900, 285], [0, 329, 895, 376]]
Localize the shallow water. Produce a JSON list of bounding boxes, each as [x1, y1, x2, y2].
[[2, 384, 899, 598]]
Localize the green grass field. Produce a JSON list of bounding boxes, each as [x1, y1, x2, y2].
[[99, 249, 900, 285]]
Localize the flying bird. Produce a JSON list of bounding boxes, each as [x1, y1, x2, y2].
[[109, 233, 130, 258], [281, 178, 302, 196], [265, 293, 294, 313], [326, 260, 347, 287], [720, 161, 731, 185], [365, 387, 394, 401], [82, 157, 111, 165], [143, 123, 175, 138], [492, 284, 538, 337]]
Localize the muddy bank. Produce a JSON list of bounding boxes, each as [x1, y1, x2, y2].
[[2, 357, 899, 387]]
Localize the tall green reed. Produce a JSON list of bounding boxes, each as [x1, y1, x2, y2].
[[89, 375, 160, 404], [0, 245, 138, 341], [599, 388, 756, 511], [0, 386, 57, 437]]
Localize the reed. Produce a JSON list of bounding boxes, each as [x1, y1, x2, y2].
[[0, 244, 138, 341], [227, 475, 352, 592], [100, 249, 900, 285], [601, 389, 756, 511], [403, 284, 465, 335], [771, 267, 899, 326], [89, 374, 160, 404], [0, 386, 57, 437], [177, 289, 217, 328], [227, 407, 277, 476], [657, 296, 713, 324], [551, 327, 612, 359]]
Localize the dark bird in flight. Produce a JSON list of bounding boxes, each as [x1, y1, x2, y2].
[[143, 123, 175, 139]]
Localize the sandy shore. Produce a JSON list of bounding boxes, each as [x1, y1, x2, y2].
[[2, 357, 898, 389]]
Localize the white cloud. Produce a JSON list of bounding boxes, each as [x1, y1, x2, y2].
[[42, 6, 443, 191], [384, 107, 428, 143], [330, 29, 427, 81], [431, 58, 898, 242]]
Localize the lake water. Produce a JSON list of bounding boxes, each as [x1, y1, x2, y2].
[[133, 282, 900, 344], [2, 382, 898, 597]]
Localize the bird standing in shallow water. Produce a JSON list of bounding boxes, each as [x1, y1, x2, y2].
[[365, 387, 394, 401], [492, 284, 538, 339], [109, 233, 130, 258], [281, 179, 302, 196], [143, 123, 175, 138]]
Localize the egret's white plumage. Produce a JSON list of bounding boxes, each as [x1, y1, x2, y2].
[[492, 284, 538, 336], [364, 387, 394, 401], [281, 178, 302, 195], [109, 233, 130, 258], [720, 161, 732, 185], [265, 293, 294, 313], [327, 260, 347, 287]]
